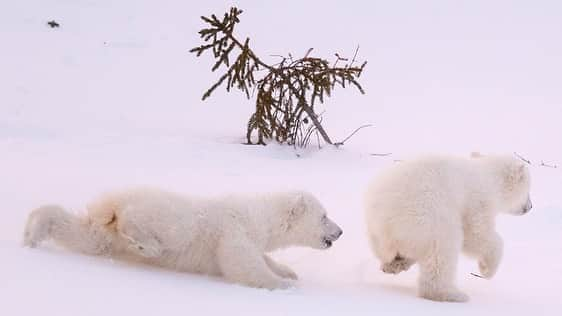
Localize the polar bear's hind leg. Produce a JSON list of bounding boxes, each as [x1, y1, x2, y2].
[[381, 254, 415, 274], [23, 205, 112, 255]]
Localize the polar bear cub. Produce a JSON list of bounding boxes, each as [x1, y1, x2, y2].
[[364, 153, 532, 302], [24, 188, 343, 289]]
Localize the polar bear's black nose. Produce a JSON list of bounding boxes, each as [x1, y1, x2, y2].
[[328, 228, 342, 241], [522, 198, 532, 214], [336, 229, 343, 238]]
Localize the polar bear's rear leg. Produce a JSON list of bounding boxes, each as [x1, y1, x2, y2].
[[417, 244, 468, 302], [368, 233, 395, 262], [367, 231, 413, 273], [381, 254, 415, 274], [88, 197, 163, 258], [23, 205, 112, 255], [23, 205, 63, 248]]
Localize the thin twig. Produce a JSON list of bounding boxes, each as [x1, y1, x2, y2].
[[334, 124, 373, 147], [349, 45, 360, 67], [370, 152, 392, 157], [514, 152, 532, 165], [269, 54, 286, 60], [470, 272, 484, 279], [303, 48, 314, 58], [540, 160, 558, 169], [333, 53, 348, 68]]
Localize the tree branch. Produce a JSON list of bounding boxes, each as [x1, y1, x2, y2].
[[334, 124, 373, 147], [540, 160, 558, 169], [514, 152, 532, 165]]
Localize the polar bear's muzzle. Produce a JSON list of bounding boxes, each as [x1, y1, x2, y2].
[[322, 224, 343, 248]]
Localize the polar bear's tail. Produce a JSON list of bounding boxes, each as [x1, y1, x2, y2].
[[86, 192, 124, 226], [23, 204, 113, 255]]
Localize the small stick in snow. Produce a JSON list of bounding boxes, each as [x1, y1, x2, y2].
[[514, 152, 532, 165], [470, 272, 484, 279], [370, 152, 392, 157], [540, 160, 558, 169], [334, 124, 373, 147]]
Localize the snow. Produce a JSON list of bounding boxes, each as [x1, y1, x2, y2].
[[1, 0, 561, 315]]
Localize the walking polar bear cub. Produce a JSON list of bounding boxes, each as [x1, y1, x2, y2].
[[24, 188, 343, 289], [364, 153, 532, 302]]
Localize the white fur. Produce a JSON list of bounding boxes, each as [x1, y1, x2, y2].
[[24, 188, 342, 289], [364, 154, 532, 302]]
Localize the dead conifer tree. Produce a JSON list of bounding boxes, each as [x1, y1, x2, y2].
[[190, 7, 367, 146]]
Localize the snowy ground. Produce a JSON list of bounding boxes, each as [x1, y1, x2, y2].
[[2, 1, 562, 315]]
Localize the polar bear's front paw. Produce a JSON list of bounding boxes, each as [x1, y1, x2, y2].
[[277, 279, 297, 290], [275, 264, 298, 280], [263, 256, 299, 280], [259, 278, 296, 290], [478, 258, 499, 279]]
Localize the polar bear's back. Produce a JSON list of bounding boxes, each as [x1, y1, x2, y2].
[[88, 187, 210, 221], [365, 155, 471, 210], [88, 188, 221, 255]]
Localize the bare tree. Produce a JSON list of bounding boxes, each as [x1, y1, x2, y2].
[[190, 7, 367, 147]]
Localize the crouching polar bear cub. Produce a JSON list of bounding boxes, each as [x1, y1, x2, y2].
[[24, 188, 343, 289], [364, 153, 532, 302]]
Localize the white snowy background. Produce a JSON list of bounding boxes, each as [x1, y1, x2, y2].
[[1, 0, 561, 315]]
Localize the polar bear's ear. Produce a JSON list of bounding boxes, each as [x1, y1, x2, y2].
[[282, 194, 306, 232], [288, 194, 306, 220]]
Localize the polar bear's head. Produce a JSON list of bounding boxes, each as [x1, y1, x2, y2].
[[493, 156, 532, 215], [279, 191, 343, 250]]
